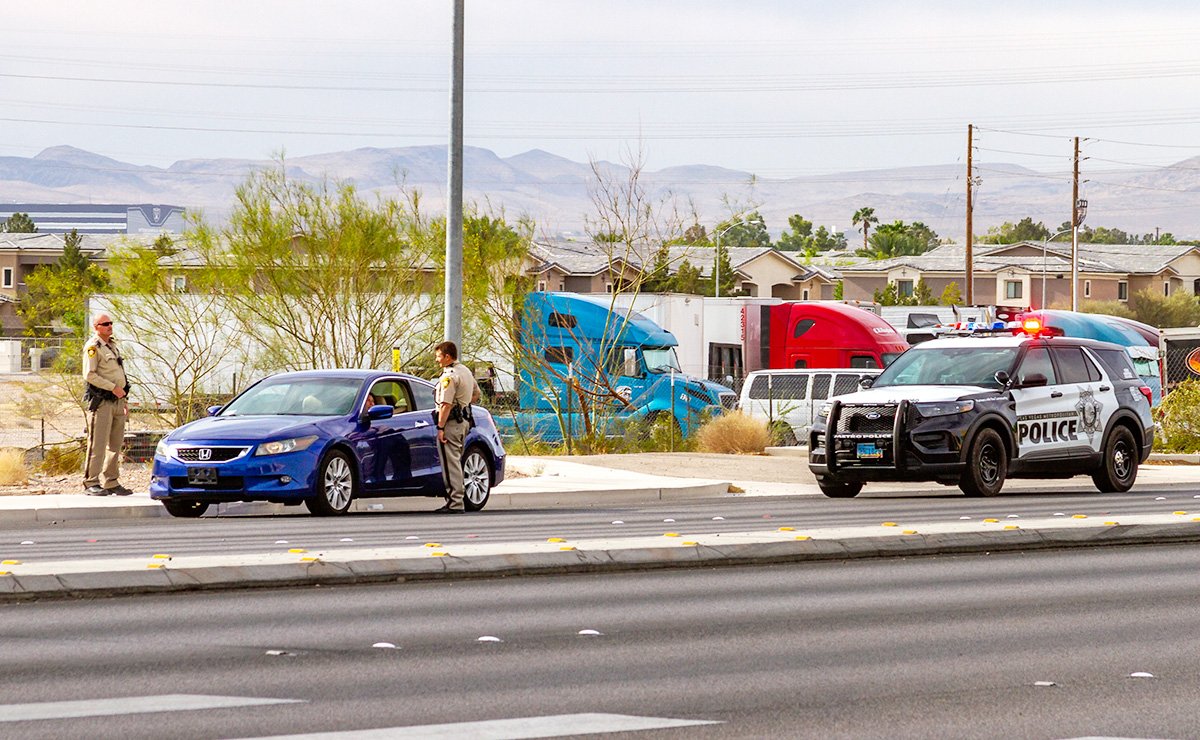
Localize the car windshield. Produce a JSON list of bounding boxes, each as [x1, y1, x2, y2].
[[643, 347, 682, 374], [221, 377, 364, 416], [872, 345, 1018, 389]]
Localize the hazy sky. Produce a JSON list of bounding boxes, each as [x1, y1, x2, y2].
[[7, 1, 1200, 180]]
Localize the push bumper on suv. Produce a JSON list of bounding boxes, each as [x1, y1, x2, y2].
[[809, 399, 971, 482]]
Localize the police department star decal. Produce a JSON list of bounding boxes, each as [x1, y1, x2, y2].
[[1076, 387, 1103, 442]]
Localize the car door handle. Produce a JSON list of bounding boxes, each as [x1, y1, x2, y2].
[[414, 421, 429, 428], [1050, 391, 1063, 398], [1099, 385, 1111, 392]]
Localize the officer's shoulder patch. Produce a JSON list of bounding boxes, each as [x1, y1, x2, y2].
[[87, 347, 96, 357], [440, 376, 452, 388]]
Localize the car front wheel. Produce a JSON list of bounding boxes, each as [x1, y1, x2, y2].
[[1092, 425, 1138, 493], [818, 477, 863, 498], [306, 450, 356, 516], [960, 428, 1007, 497], [462, 446, 492, 511]]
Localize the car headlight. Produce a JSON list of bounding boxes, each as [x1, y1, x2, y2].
[[254, 435, 319, 456], [154, 439, 170, 459], [818, 403, 833, 418], [914, 400, 974, 418]]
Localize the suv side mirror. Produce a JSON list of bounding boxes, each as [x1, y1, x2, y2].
[[993, 371, 1010, 387], [859, 377, 874, 389], [1019, 372, 1047, 388]]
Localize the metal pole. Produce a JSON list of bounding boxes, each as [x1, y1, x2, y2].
[[444, 0, 464, 345], [965, 123, 974, 305], [1071, 136, 1080, 312], [714, 231, 721, 298]]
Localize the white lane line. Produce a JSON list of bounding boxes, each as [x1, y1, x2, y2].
[[248, 712, 721, 739], [0, 694, 303, 723]]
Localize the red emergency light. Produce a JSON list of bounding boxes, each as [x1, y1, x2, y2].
[[1019, 317, 1064, 337]]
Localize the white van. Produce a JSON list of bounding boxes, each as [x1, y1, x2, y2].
[[738, 368, 882, 445]]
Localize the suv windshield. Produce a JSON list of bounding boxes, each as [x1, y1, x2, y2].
[[873, 345, 1019, 389], [221, 377, 363, 416]]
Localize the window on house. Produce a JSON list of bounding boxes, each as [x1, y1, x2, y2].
[[1083, 280, 1091, 298], [558, 281, 565, 291], [802, 289, 810, 300], [896, 279, 914, 297], [172, 276, 186, 293], [1118, 281, 1128, 301], [1, 267, 11, 289], [537, 280, 547, 292], [605, 282, 614, 294], [1005, 280, 1023, 300], [1164, 281, 1171, 296]]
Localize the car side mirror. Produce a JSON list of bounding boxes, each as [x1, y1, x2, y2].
[[1019, 372, 1047, 388], [362, 404, 394, 422], [993, 371, 1010, 387], [859, 377, 874, 389], [206, 405, 223, 416]]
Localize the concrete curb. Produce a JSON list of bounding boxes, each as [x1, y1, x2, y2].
[[5, 519, 1200, 601]]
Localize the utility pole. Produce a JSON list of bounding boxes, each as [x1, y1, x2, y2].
[[1071, 136, 1080, 312], [965, 124, 974, 305], [444, 0, 465, 345]]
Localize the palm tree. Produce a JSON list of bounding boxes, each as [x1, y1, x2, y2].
[[852, 207, 878, 253]]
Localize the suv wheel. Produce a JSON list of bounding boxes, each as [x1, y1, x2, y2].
[[960, 428, 1007, 497], [1092, 425, 1138, 493], [818, 477, 863, 498]]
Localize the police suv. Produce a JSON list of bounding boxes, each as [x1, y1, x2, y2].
[[808, 326, 1155, 497]]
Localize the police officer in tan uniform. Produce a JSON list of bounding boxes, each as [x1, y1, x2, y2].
[[433, 340, 480, 513], [82, 312, 132, 496]]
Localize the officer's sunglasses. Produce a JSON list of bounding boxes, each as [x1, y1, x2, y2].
[[95, 322, 113, 327]]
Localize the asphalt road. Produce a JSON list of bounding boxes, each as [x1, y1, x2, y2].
[[2, 545, 1199, 739], [3, 486, 1198, 562]]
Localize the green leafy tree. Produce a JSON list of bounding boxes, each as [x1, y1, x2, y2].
[[913, 279, 935, 305], [714, 211, 770, 250], [939, 281, 963, 306], [669, 259, 705, 294], [833, 280, 844, 300], [859, 221, 937, 259], [977, 217, 1052, 244], [852, 207, 878, 252], [812, 225, 847, 252], [17, 230, 108, 337], [3, 212, 37, 233], [776, 214, 814, 251]]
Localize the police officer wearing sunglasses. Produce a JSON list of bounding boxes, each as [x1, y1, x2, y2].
[[82, 313, 133, 496]]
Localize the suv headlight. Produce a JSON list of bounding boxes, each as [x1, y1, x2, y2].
[[818, 402, 833, 418], [255, 435, 319, 456], [914, 400, 974, 418]]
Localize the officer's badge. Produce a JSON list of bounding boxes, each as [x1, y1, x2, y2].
[[87, 347, 96, 357], [440, 376, 451, 388], [1076, 387, 1103, 442]]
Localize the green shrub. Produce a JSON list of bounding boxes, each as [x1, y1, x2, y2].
[[41, 441, 85, 476], [1157, 380, 1200, 453]]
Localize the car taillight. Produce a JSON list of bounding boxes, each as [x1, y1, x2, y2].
[[1138, 386, 1153, 405]]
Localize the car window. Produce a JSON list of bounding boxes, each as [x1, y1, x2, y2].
[[1092, 348, 1139, 382], [832, 374, 860, 396], [849, 355, 879, 369], [810, 374, 832, 400], [222, 377, 362, 416], [1052, 347, 1101, 384], [367, 380, 413, 414], [409, 380, 436, 411], [747, 375, 769, 399], [1017, 347, 1056, 386], [874, 346, 1018, 389], [773, 374, 808, 400]]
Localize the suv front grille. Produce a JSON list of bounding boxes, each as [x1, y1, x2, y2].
[[718, 392, 737, 410], [836, 405, 896, 435]]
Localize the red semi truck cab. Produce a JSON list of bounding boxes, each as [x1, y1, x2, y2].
[[745, 302, 909, 371]]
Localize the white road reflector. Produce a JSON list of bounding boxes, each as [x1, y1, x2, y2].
[[240, 712, 721, 739], [0, 694, 303, 723]]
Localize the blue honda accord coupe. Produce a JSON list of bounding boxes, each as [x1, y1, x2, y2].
[[150, 370, 507, 517]]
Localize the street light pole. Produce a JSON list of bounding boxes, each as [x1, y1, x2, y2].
[[1041, 228, 1073, 310], [712, 214, 758, 298]]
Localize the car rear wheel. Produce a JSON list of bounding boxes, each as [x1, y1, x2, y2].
[[462, 446, 492, 511], [960, 428, 1007, 497], [306, 450, 356, 516], [1092, 425, 1138, 493], [818, 477, 863, 498], [162, 499, 209, 518]]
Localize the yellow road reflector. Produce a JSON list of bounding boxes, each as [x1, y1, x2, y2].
[[778, 526, 795, 532], [983, 518, 999, 523], [664, 532, 681, 537], [1072, 514, 1087, 519], [1105, 521, 1120, 526], [423, 543, 442, 548], [794, 535, 811, 541], [300, 556, 320, 562], [430, 551, 448, 557], [559, 546, 576, 551], [1004, 525, 1019, 530], [1, 560, 21, 566], [547, 537, 566, 543], [881, 522, 898, 527], [902, 530, 918, 535], [287, 548, 306, 554], [682, 541, 699, 546], [1174, 511, 1187, 516], [0, 571, 9, 576], [151, 554, 172, 560], [146, 563, 164, 569]]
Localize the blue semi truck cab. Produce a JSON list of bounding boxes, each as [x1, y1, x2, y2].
[[499, 292, 736, 442]]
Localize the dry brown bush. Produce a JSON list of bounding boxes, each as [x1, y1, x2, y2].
[[694, 411, 770, 454], [41, 442, 85, 476], [0, 448, 29, 486]]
